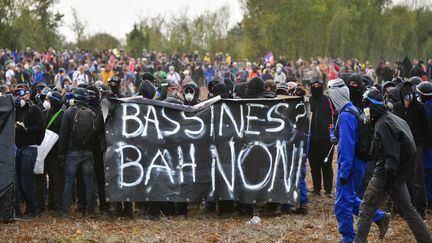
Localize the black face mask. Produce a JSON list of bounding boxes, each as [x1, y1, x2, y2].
[[369, 103, 387, 124], [109, 83, 120, 96], [401, 87, 414, 101], [349, 85, 363, 102], [311, 85, 323, 97]]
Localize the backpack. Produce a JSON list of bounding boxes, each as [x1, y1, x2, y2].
[[342, 108, 374, 161], [71, 106, 96, 148]]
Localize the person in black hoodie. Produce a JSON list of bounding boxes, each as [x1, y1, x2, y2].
[[182, 82, 200, 106], [43, 91, 64, 212], [14, 84, 45, 218], [393, 78, 431, 219], [58, 88, 97, 218], [347, 73, 366, 111], [244, 77, 265, 98], [356, 90, 432, 242], [308, 76, 335, 197]]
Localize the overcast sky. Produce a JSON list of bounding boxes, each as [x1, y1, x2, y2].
[[56, 0, 243, 42]]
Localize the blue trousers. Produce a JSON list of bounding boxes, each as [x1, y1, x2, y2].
[[15, 146, 39, 214], [335, 170, 385, 243], [62, 150, 95, 213]]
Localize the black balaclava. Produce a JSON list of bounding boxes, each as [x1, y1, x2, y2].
[[213, 83, 233, 98], [108, 76, 121, 97], [366, 90, 387, 124], [87, 85, 101, 109], [311, 84, 323, 97], [400, 82, 414, 102]]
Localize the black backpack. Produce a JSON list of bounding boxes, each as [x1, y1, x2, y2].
[[71, 106, 96, 148], [342, 108, 374, 161]]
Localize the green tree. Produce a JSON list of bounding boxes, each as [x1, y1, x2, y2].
[[126, 24, 147, 58]]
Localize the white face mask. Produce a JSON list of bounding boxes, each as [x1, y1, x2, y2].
[[68, 99, 75, 106], [43, 100, 51, 110], [185, 93, 194, 102], [276, 67, 282, 73], [20, 99, 26, 108]]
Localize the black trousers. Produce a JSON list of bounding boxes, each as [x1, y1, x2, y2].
[[308, 139, 334, 194], [45, 153, 64, 210], [93, 149, 108, 209], [407, 145, 427, 217], [356, 177, 432, 242]]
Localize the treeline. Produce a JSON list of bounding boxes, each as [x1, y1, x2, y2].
[[1, 0, 431, 63], [242, 0, 432, 62]]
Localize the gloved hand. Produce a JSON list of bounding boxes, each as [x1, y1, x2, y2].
[[329, 126, 337, 145], [384, 173, 395, 193], [340, 177, 348, 186]]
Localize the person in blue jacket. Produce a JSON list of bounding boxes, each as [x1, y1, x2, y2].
[[416, 82, 432, 207], [327, 78, 389, 243]]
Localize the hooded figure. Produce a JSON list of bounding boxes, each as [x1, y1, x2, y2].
[[182, 82, 201, 106], [308, 76, 335, 197], [138, 80, 156, 99], [244, 77, 265, 98], [416, 82, 432, 206], [87, 85, 101, 110], [348, 73, 366, 111], [327, 78, 350, 113], [234, 82, 247, 98], [356, 89, 432, 242], [212, 83, 233, 99], [108, 76, 121, 97], [393, 79, 430, 219], [327, 78, 387, 243]]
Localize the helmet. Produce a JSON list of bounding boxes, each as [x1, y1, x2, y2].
[[73, 87, 89, 101], [416, 81, 432, 96]]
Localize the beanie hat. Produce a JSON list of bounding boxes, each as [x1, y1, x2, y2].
[[311, 76, 323, 85], [138, 80, 156, 99]]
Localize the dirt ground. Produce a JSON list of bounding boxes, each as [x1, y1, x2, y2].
[[1, 161, 430, 242], [1, 92, 428, 242]]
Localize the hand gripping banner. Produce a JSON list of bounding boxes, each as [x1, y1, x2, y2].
[[103, 96, 309, 205]]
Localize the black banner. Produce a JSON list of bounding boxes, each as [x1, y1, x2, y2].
[[0, 95, 15, 220], [104, 96, 309, 205]]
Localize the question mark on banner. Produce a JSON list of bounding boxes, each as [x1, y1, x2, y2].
[[294, 102, 306, 128]]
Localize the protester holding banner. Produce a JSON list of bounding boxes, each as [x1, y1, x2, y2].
[[14, 84, 46, 218]]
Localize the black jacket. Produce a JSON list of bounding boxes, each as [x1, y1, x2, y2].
[[309, 94, 333, 141], [393, 100, 430, 146], [15, 102, 45, 147], [371, 112, 417, 178], [58, 104, 97, 153], [43, 107, 64, 154]]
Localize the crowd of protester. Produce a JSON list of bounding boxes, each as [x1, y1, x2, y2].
[[1, 47, 432, 242]]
